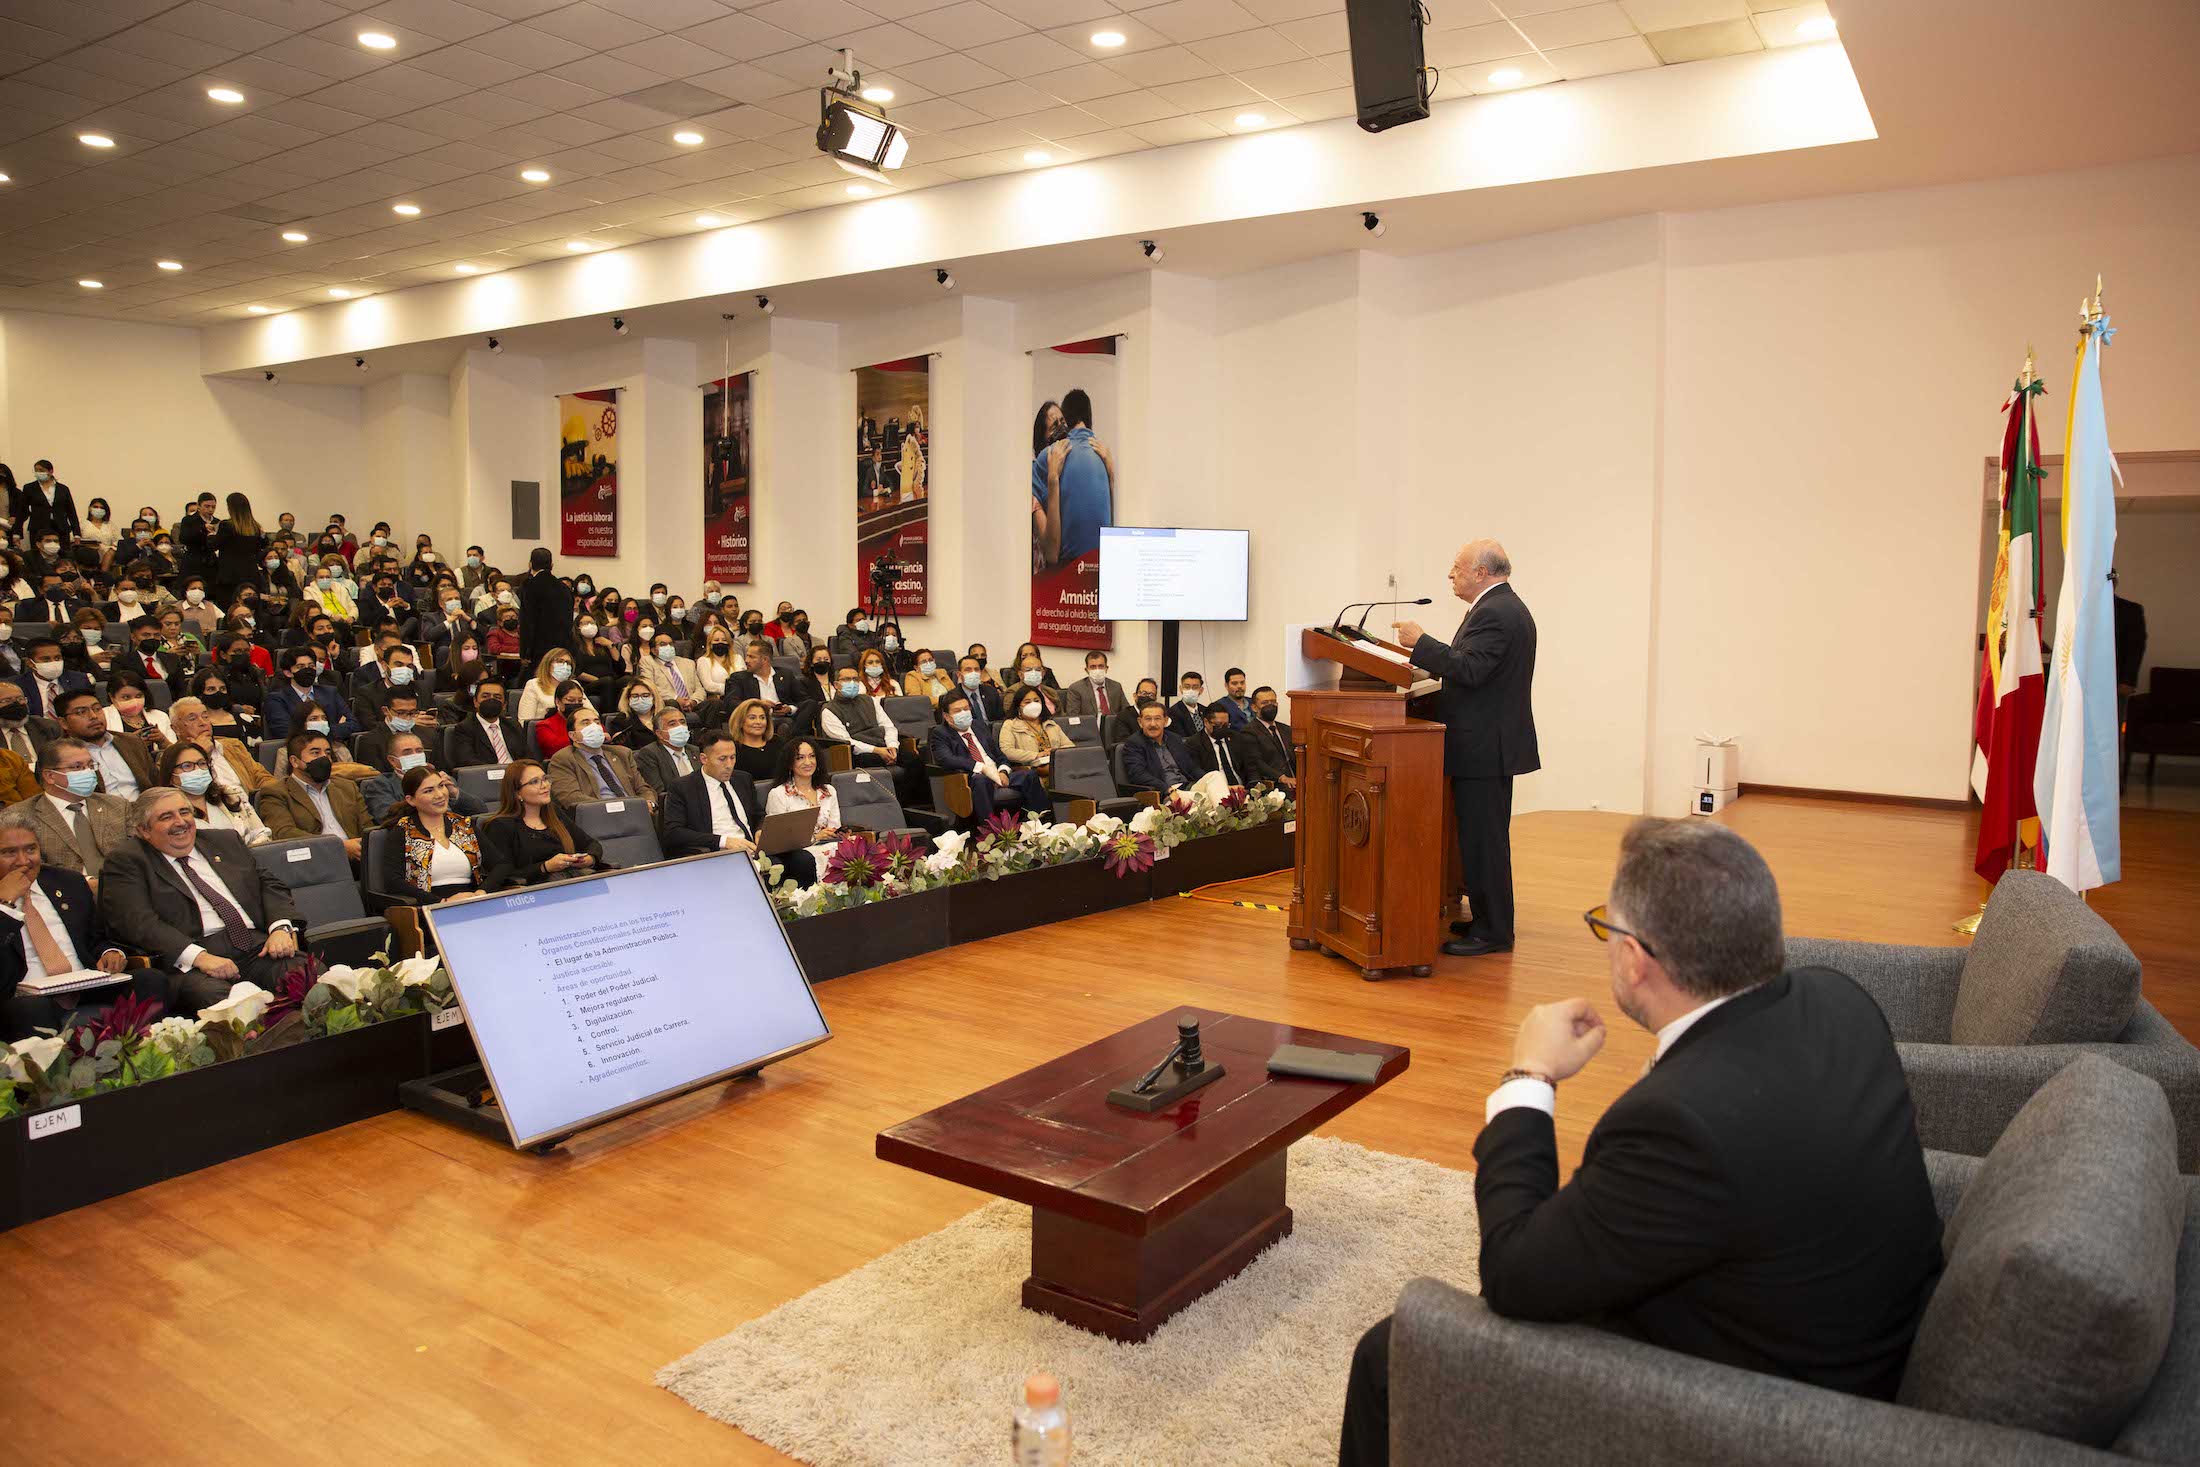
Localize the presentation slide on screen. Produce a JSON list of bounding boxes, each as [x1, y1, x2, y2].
[[1097, 526, 1249, 622], [429, 854, 829, 1146]]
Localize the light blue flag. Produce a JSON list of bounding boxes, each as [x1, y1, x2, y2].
[[2034, 308, 2121, 891]]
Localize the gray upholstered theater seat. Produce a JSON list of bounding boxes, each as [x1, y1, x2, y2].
[[1787, 869, 2199, 1171], [1045, 744, 1142, 821], [1056, 714, 1104, 749], [1388, 1055, 2198, 1465], [830, 769, 925, 844], [568, 796, 663, 868], [248, 836, 390, 966], [451, 762, 508, 813]]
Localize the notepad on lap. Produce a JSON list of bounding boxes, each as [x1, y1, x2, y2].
[[17, 968, 130, 997]]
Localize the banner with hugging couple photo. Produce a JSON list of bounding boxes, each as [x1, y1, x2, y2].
[[1030, 336, 1119, 651]]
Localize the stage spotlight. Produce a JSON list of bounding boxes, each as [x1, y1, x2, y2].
[[487, 337, 502, 353], [264, 371, 277, 383], [354, 357, 367, 370], [612, 316, 628, 335], [1141, 239, 1163, 262], [816, 53, 907, 184], [936, 268, 953, 290], [1362, 211, 1385, 237], [757, 295, 774, 313]]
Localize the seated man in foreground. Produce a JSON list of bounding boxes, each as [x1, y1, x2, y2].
[[1339, 818, 1943, 1466]]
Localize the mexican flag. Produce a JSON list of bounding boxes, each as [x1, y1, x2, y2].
[[1970, 371, 2047, 882]]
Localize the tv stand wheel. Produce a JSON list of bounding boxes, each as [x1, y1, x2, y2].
[[1361, 967, 1384, 981], [1289, 937, 1312, 951], [1410, 964, 1431, 977]]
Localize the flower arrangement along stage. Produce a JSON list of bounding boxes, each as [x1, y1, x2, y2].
[[769, 773, 1294, 921], [2, 951, 450, 1121]]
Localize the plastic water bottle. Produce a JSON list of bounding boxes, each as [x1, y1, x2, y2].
[[1012, 1371, 1071, 1464]]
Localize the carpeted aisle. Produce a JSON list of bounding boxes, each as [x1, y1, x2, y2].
[[658, 1137, 1480, 1466]]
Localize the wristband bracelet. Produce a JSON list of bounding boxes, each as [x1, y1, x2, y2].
[[1498, 1067, 1555, 1088]]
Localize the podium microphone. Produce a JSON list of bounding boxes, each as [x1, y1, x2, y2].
[[1337, 597, 1432, 640]]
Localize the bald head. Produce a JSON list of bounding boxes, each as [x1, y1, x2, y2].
[[1448, 539, 1511, 605]]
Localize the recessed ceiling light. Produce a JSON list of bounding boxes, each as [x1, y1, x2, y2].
[[79, 133, 115, 148], [1234, 112, 1266, 128], [328, 287, 351, 298], [1090, 29, 1125, 47], [1024, 150, 1051, 163], [281, 230, 308, 242], [156, 260, 182, 271], [358, 31, 396, 50], [672, 130, 704, 146], [454, 263, 479, 274], [694, 213, 720, 226], [392, 202, 420, 215], [860, 86, 894, 103], [846, 183, 871, 196], [207, 87, 245, 104], [78, 279, 103, 289], [566, 240, 593, 251], [1795, 14, 1837, 38], [1487, 67, 1524, 86], [248, 305, 269, 313], [520, 168, 551, 182]]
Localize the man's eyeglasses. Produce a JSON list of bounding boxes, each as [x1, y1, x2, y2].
[[1583, 903, 1657, 959]]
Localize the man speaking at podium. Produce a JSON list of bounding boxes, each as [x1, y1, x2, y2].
[[1395, 540, 1538, 958]]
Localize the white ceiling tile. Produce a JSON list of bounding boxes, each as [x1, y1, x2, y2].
[[495, 73, 606, 110], [1749, 0, 1831, 47], [1035, 61, 1139, 102], [1276, 83, 1351, 117], [404, 46, 534, 87], [591, 0, 732, 25], [1642, 16, 1757, 60], [747, 0, 889, 41], [546, 56, 664, 95], [903, 1, 1030, 49], [145, 0, 292, 51], [890, 95, 991, 131], [1136, 0, 1261, 43], [966, 31, 1092, 74], [837, 21, 954, 66], [1273, 12, 1345, 51], [749, 44, 846, 85], [1124, 113, 1222, 144], [358, 0, 510, 42], [1101, 44, 1219, 85], [197, 0, 350, 25], [465, 23, 593, 69], [688, 61, 807, 104], [1232, 56, 1340, 97], [1424, 22, 1534, 67], [526, 2, 660, 48], [1513, 2, 1635, 48], [256, 34, 390, 81], [1016, 103, 1110, 136], [1152, 72, 1256, 109], [1077, 88, 1176, 125], [1234, 0, 1338, 19], [1616, 0, 1744, 27], [568, 97, 676, 132], [445, 89, 552, 124], [894, 50, 1013, 92], [1549, 32, 1659, 75], [676, 12, 807, 58], [69, 46, 192, 90], [959, 79, 1058, 118], [608, 34, 739, 80], [988, 0, 1119, 24], [197, 55, 323, 97], [695, 103, 798, 138], [1185, 26, 1304, 68]]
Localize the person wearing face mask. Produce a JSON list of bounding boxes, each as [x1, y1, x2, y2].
[[998, 642, 1059, 697], [446, 673, 525, 768], [350, 688, 424, 774], [360, 729, 486, 825], [20, 460, 81, 546], [349, 632, 417, 712], [109, 576, 151, 628], [803, 651, 837, 707], [188, 665, 261, 742], [1191, 701, 1250, 788], [693, 627, 740, 702], [633, 705, 700, 797], [927, 690, 1047, 827], [159, 739, 270, 846], [902, 645, 953, 702], [955, 655, 1004, 727], [406, 538, 439, 595], [773, 608, 813, 662], [1000, 686, 1074, 773], [166, 696, 276, 800], [419, 582, 465, 660], [17, 570, 84, 625], [571, 614, 620, 709], [66, 608, 114, 679], [1168, 671, 1208, 739], [486, 604, 523, 669], [8, 736, 132, 883], [255, 730, 366, 859], [517, 546, 575, 670], [547, 703, 653, 810], [832, 606, 878, 661], [638, 632, 703, 717], [80, 496, 120, 560], [308, 558, 357, 624], [518, 647, 574, 725], [608, 680, 659, 750], [263, 649, 359, 743], [1061, 652, 1128, 726], [0, 684, 52, 781], [16, 638, 89, 720], [871, 620, 916, 683], [855, 649, 895, 700], [819, 662, 925, 810], [1236, 685, 1298, 794], [1006, 652, 1068, 718], [458, 546, 490, 598], [103, 674, 174, 749], [526, 682, 583, 760]]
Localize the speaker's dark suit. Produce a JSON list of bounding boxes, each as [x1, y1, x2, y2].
[[96, 829, 306, 1009], [660, 768, 815, 886], [1410, 581, 1539, 947]]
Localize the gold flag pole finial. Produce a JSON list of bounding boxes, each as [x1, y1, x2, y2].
[[2021, 345, 2036, 387]]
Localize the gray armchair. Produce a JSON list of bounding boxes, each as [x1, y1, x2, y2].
[[1390, 1056, 2198, 1465], [1786, 869, 2200, 1171]]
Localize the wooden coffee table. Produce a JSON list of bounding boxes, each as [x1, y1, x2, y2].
[[875, 1007, 1408, 1342]]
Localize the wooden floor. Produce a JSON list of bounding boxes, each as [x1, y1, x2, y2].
[[4, 796, 2197, 1464]]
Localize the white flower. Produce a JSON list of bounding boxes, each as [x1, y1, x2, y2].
[[1084, 811, 1124, 838], [1019, 812, 1053, 842], [930, 829, 968, 865], [1266, 788, 1287, 808], [1130, 806, 1162, 835], [6, 1033, 68, 1081], [1188, 770, 1230, 806], [392, 956, 442, 988], [197, 980, 273, 1030], [317, 965, 366, 1002], [145, 1016, 206, 1052]]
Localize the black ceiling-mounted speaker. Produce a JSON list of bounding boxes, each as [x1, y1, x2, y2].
[[1345, 0, 1429, 133]]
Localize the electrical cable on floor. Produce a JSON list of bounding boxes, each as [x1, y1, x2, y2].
[[1176, 874, 1289, 912]]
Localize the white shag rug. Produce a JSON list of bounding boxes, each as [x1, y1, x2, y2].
[[658, 1136, 1480, 1466]]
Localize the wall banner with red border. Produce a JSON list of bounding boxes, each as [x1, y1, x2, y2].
[[1030, 336, 1118, 651], [701, 372, 752, 583], [557, 387, 618, 558], [854, 356, 930, 616]]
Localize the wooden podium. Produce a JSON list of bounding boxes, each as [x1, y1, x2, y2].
[[1287, 627, 1452, 979]]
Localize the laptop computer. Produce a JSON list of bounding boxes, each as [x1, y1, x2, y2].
[[755, 806, 822, 855]]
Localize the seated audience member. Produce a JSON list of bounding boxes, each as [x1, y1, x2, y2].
[[58, 688, 155, 799], [571, 613, 621, 707], [928, 690, 1048, 825], [1003, 651, 1068, 717], [1237, 685, 1297, 792], [764, 735, 842, 841], [264, 645, 359, 742], [445, 673, 524, 767], [639, 629, 705, 717], [478, 759, 607, 891], [997, 642, 1059, 694], [106, 674, 173, 749], [485, 605, 522, 668], [165, 696, 275, 800], [832, 606, 877, 649], [517, 648, 571, 725], [726, 698, 785, 784], [418, 584, 467, 662], [873, 621, 917, 684], [351, 688, 424, 773], [258, 730, 366, 859], [1192, 701, 1250, 788], [802, 648, 837, 706], [1121, 700, 1200, 796], [442, 630, 486, 685], [607, 680, 658, 749], [1000, 686, 1073, 772], [98, 787, 306, 1009], [818, 663, 923, 809], [635, 706, 698, 796], [902, 646, 953, 702], [546, 704, 652, 809], [192, 661, 262, 741], [0, 711, 35, 804], [1061, 652, 1128, 723], [379, 766, 485, 906], [854, 642, 896, 699], [772, 608, 813, 661], [17, 569, 84, 624], [1167, 670, 1206, 739], [957, 656, 1004, 727], [762, 600, 797, 640], [1216, 667, 1254, 730], [1110, 677, 1160, 747], [19, 638, 90, 719], [531, 680, 586, 760], [693, 626, 739, 701], [177, 577, 223, 639], [0, 810, 145, 1041], [64, 607, 116, 679], [123, 620, 190, 697], [351, 634, 419, 717], [660, 729, 818, 886], [730, 637, 807, 720], [1336, 819, 1946, 1467], [361, 730, 486, 824], [161, 739, 270, 845]]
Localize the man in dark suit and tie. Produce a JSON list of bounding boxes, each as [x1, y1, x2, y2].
[[661, 729, 816, 886], [0, 810, 143, 1039], [263, 646, 360, 743], [1121, 701, 1202, 796], [1235, 685, 1296, 793], [1339, 820, 1945, 1466], [97, 787, 307, 1011], [956, 657, 1004, 728], [928, 690, 1047, 826], [444, 674, 525, 768], [1396, 539, 1538, 957], [15, 639, 89, 722], [1192, 701, 1248, 787], [1059, 652, 1128, 725], [633, 707, 699, 797], [15, 576, 85, 628]]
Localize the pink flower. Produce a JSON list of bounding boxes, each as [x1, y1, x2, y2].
[[824, 834, 887, 888], [1102, 829, 1156, 877]]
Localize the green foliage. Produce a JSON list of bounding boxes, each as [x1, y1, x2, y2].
[[322, 1004, 363, 1036]]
